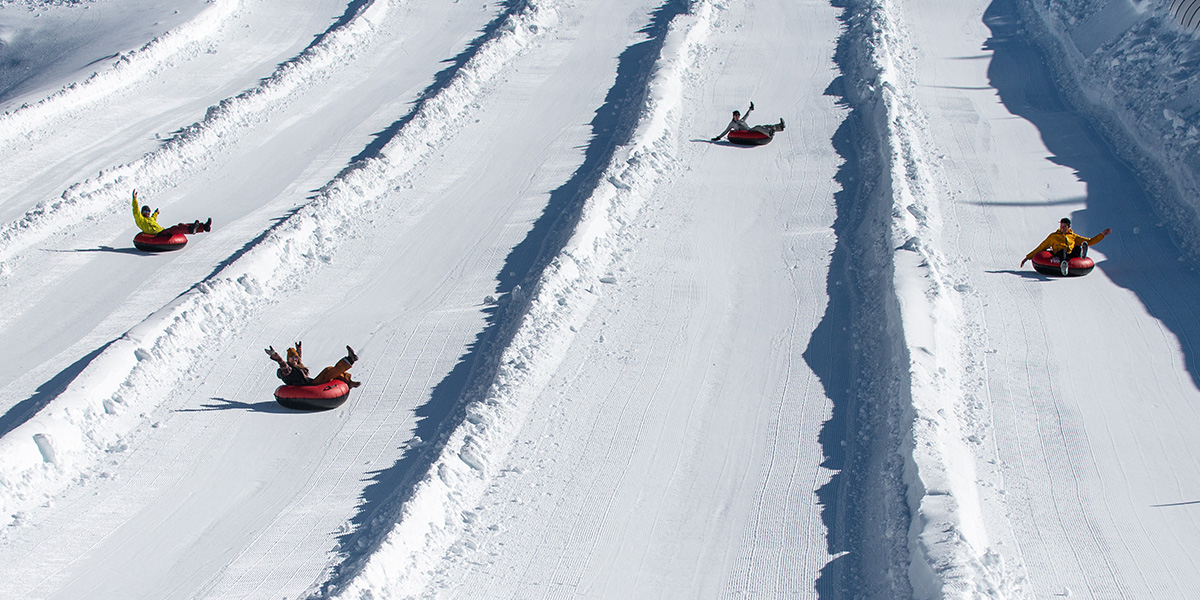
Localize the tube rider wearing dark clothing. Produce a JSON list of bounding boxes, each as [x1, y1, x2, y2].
[[1020, 217, 1112, 276], [710, 101, 785, 141], [265, 341, 361, 388]]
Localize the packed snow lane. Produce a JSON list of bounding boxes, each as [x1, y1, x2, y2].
[[899, 0, 1200, 596], [396, 0, 848, 597]]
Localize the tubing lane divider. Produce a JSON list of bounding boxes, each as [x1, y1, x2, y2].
[[320, 3, 715, 598]]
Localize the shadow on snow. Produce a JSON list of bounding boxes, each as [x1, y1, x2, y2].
[[807, 1, 917, 598], [175, 397, 293, 413], [0, 342, 112, 439]]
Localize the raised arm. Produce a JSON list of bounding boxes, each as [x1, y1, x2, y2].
[[265, 346, 292, 375], [1086, 228, 1112, 245]]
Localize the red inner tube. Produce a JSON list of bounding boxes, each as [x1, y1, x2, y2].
[[726, 130, 772, 145], [274, 380, 350, 410], [133, 232, 188, 252], [1030, 250, 1095, 276]]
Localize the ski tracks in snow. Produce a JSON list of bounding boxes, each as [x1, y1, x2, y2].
[[314, 2, 717, 597]]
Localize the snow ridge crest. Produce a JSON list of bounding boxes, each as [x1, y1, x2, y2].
[[846, 0, 1029, 598]]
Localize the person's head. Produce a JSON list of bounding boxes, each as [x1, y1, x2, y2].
[[286, 346, 302, 367], [1059, 217, 1071, 232], [732, 110, 741, 119], [141, 205, 152, 217]]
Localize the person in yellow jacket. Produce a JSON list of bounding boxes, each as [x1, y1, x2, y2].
[[1021, 217, 1111, 275], [132, 190, 211, 237]]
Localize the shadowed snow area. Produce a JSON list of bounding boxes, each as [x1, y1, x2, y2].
[[0, 0, 1199, 598]]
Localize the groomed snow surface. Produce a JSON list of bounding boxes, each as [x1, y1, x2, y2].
[[0, 0, 1197, 598]]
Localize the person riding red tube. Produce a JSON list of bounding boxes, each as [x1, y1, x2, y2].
[[1020, 217, 1111, 276], [132, 190, 211, 237]]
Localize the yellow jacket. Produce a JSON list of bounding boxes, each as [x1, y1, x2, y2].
[[1024, 228, 1107, 261], [132, 193, 163, 235]]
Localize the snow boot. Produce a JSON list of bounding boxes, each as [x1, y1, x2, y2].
[[203, 217, 212, 232], [777, 118, 785, 131], [1060, 258, 1069, 276], [1079, 241, 1088, 258], [346, 345, 358, 365], [188, 221, 199, 235], [346, 379, 362, 389]]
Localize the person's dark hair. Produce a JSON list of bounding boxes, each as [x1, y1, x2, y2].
[[1060, 217, 1071, 225]]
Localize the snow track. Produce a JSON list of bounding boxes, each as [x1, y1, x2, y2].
[[317, 2, 712, 596]]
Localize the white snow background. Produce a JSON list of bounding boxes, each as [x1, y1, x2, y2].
[[0, 0, 1198, 598]]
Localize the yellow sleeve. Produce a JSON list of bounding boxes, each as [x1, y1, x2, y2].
[[131, 195, 162, 235], [1025, 234, 1054, 261]]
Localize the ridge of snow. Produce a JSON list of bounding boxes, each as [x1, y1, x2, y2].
[[0, 0, 241, 147], [317, 3, 713, 598], [0, 0, 554, 529], [845, 1, 1026, 597], [0, 0, 388, 277]]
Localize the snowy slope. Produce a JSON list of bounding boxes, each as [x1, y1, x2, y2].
[[0, 0, 1199, 598], [875, 0, 1200, 597]]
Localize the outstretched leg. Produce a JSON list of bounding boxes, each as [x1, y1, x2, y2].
[[750, 119, 784, 136], [158, 223, 195, 236], [312, 358, 353, 385], [311, 348, 360, 387]]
